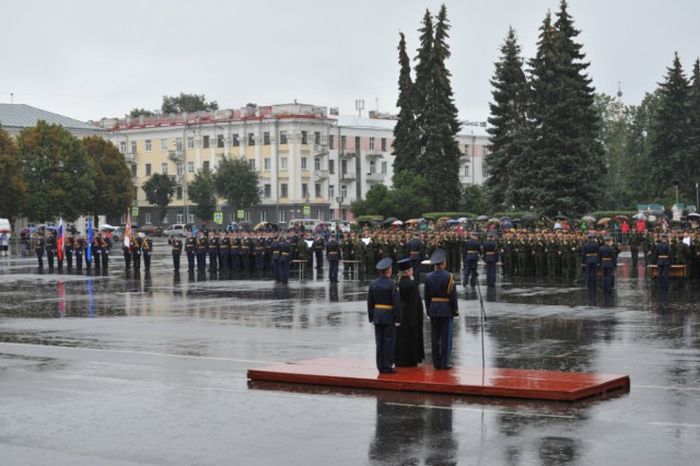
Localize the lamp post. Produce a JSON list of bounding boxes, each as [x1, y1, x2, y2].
[[674, 178, 679, 205], [696, 182, 699, 210]]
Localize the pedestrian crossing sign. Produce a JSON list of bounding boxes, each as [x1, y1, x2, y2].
[[213, 212, 223, 224]]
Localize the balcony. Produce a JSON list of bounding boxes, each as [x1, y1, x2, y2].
[[340, 149, 356, 158], [366, 172, 386, 183], [313, 144, 329, 156], [340, 172, 356, 182], [314, 169, 329, 180], [125, 151, 138, 165], [366, 151, 384, 159], [168, 150, 185, 162]]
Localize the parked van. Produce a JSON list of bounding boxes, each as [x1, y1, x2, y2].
[[287, 218, 319, 231], [0, 218, 11, 257], [163, 223, 188, 237]]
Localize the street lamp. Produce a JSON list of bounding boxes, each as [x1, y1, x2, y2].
[[673, 178, 679, 205], [696, 182, 699, 210]]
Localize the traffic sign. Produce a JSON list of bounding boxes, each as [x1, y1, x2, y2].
[[131, 206, 139, 217], [303, 205, 311, 216], [213, 212, 223, 224], [237, 209, 245, 219]]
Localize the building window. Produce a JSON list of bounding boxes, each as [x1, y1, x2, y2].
[[187, 214, 194, 223], [464, 164, 470, 177], [340, 135, 346, 150], [248, 159, 255, 170], [187, 137, 194, 149], [176, 213, 184, 223], [176, 187, 183, 200], [217, 135, 224, 148], [301, 131, 308, 145], [264, 132, 271, 145], [329, 185, 335, 199], [329, 160, 335, 174], [161, 163, 168, 175], [315, 183, 321, 198], [369, 137, 375, 150], [482, 164, 489, 178], [280, 210, 287, 222], [329, 135, 335, 150], [264, 184, 271, 198], [176, 163, 184, 176], [176, 138, 183, 151], [233, 134, 240, 147], [301, 157, 307, 170], [280, 131, 288, 145], [264, 158, 271, 170], [187, 161, 195, 174], [341, 159, 347, 176], [203, 135, 210, 149], [314, 157, 321, 170], [248, 133, 255, 146], [130, 165, 137, 177], [280, 157, 288, 170], [483, 146, 490, 156], [203, 161, 210, 171], [145, 139, 152, 151], [145, 212, 151, 224], [163, 215, 169, 224], [281, 183, 288, 198], [261, 210, 268, 222], [381, 138, 387, 151], [119, 141, 126, 153], [381, 161, 387, 174], [302, 183, 309, 198], [314, 132, 321, 145], [161, 139, 168, 150], [145, 163, 152, 176], [369, 160, 376, 174], [341, 185, 347, 200], [131, 141, 137, 153], [355, 136, 360, 151]]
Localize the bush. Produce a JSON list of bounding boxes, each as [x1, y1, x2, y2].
[[590, 211, 637, 219], [422, 211, 474, 220]]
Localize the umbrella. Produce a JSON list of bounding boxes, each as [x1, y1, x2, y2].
[[688, 212, 700, 220], [457, 217, 469, 223], [554, 214, 568, 220], [100, 224, 116, 231], [446, 219, 459, 225], [383, 217, 398, 226], [500, 216, 511, 221], [254, 221, 270, 231], [597, 217, 611, 225], [392, 220, 404, 226], [632, 213, 647, 220], [437, 216, 450, 222], [405, 218, 420, 224], [613, 215, 629, 220], [476, 215, 489, 222], [488, 217, 500, 223], [582, 215, 596, 222], [648, 215, 657, 222]]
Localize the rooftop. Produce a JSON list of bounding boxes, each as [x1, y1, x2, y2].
[[0, 103, 99, 131]]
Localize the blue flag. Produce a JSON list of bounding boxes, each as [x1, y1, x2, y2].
[[86, 218, 93, 263]]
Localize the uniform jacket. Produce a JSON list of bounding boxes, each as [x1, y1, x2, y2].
[[464, 239, 481, 261], [424, 270, 458, 317], [599, 244, 616, 268], [367, 276, 401, 326], [582, 240, 600, 265]]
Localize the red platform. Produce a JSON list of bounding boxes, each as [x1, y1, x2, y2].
[[247, 358, 630, 401]]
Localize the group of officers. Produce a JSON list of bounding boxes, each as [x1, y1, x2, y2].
[[32, 230, 154, 273]]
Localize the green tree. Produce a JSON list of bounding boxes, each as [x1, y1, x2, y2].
[[626, 91, 660, 202], [460, 184, 491, 215], [188, 167, 217, 222], [688, 58, 700, 201], [485, 27, 529, 209], [142, 173, 176, 222], [129, 108, 155, 118], [388, 172, 431, 219], [161, 93, 219, 114], [392, 32, 420, 180], [0, 128, 27, 222], [413, 5, 462, 211], [18, 121, 96, 221], [649, 52, 692, 199], [82, 136, 134, 222], [351, 184, 391, 218], [213, 157, 261, 212]]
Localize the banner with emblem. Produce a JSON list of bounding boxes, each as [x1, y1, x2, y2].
[[57, 218, 64, 262]]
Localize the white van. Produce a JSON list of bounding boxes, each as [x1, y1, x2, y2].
[[0, 218, 11, 257], [288, 218, 319, 231]]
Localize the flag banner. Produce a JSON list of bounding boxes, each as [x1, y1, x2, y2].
[[57, 218, 64, 262], [86, 218, 93, 263], [124, 211, 132, 248]]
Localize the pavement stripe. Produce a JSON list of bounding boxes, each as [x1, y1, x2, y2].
[[0, 341, 277, 365], [635, 384, 700, 392], [385, 402, 578, 420], [649, 422, 700, 428]]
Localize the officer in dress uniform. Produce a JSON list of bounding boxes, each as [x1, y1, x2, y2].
[[185, 233, 196, 272], [598, 235, 617, 292], [45, 231, 56, 272], [313, 236, 325, 273], [582, 232, 600, 288], [656, 233, 671, 288], [219, 232, 230, 273], [367, 257, 401, 374], [65, 233, 74, 270], [482, 232, 499, 287], [196, 232, 208, 271], [278, 236, 291, 284], [122, 236, 131, 270], [131, 234, 142, 272], [74, 234, 84, 270], [141, 234, 153, 272], [271, 236, 281, 282], [92, 233, 102, 269], [100, 234, 111, 270], [326, 236, 341, 283], [424, 249, 458, 370], [34, 233, 45, 269], [169, 235, 183, 272], [208, 232, 219, 272], [463, 232, 480, 287]]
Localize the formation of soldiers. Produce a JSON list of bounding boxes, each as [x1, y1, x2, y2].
[[32, 231, 114, 272]]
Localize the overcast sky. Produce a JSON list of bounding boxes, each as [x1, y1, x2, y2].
[[1, 0, 698, 122]]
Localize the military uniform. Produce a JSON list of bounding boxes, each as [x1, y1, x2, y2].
[[656, 236, 671, 288], [367, 258, 401, 374], [482, 234, 498, 286], [599, 237, 617, 292], [185, 236, 196, 272], [169, 236, 183, 272], [424, 249, 458, 370], [463, 235, 480, 287], [34, 235, 45, 269], [326, 237, 341, 282], [582, 235, 600, 288], [279, 239, 291, 284]]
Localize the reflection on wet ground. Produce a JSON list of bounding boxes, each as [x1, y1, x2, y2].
[[1, 242, 700, 465]]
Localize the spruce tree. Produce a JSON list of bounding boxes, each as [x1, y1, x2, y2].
[[413, 9, 433, 156], [413, 5, 462, 210], [392, 32, 420, 180], [485, 27, 528, 209], [649, 52, 691, 199], [689, 59, 700, 203]]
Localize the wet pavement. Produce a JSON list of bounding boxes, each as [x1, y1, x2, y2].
[[1, 242, 700, 465]]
